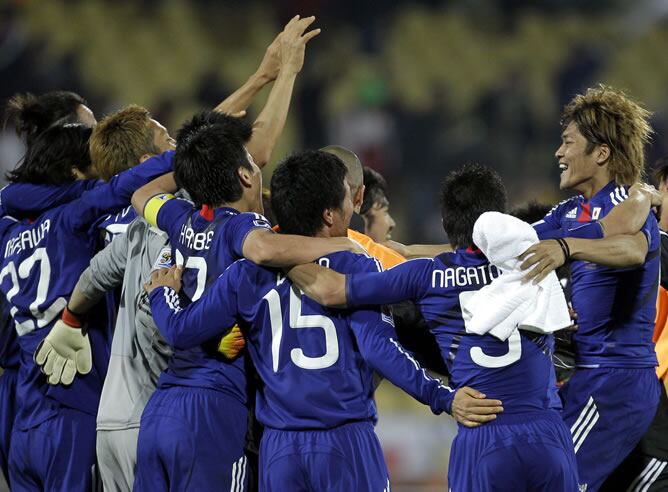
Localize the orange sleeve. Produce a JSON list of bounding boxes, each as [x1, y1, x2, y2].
[[347, 229, 406, 270], [655, 287, 668, 380]]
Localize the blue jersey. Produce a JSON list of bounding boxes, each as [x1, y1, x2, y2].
[[0, 180, 100, 218], [534, 181, 659, 368], [95, 206, 137, 247], [346, 249, 558, 415], [149, 251, 453, 430], [151, 197, 273, 404], [0, 151, 174, 430]]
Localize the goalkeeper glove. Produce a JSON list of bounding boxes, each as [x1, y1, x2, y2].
[[217, 325, 246, 359], [34, 307, 92, 385]]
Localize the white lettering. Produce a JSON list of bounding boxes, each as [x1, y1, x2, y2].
[[431, 264, 501, 288]]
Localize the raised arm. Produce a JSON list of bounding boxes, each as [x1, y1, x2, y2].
[[131, 174, 178, 219], [244, 16, 320, 167]]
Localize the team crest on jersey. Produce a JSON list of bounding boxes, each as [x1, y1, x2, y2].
[[592, 207, 601, 220], [565, 207, 578, 219], [152, 247, 173, 270]]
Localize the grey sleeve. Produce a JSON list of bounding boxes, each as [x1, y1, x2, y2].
[[78, 222, 131, 300]]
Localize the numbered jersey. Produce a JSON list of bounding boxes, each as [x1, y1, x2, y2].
[[148, 251, 450, 430], [148, 196, 272, 402], [347, 249, 557, 414], [534, 181, 659, 368], [0, 151, 174, 430]]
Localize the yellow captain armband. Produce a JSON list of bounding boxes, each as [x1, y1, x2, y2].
[[144, 193, 175, 228]]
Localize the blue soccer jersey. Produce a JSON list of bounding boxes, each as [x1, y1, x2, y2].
[[0, 151, 174, 430], [149, 251, 453, 430], [147, 196, 273, 405], [346, 249, 558, 415], [95, 206, 137, 247], [534, 181, 659, 368]]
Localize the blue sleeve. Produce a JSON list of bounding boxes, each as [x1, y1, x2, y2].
[[346, 259, 432, 306], [0, 180, 99, 216], [641, 212, 660, 252], [349, 306, 455, 414], [148, 262, 241, 349], [61, 150, 174, 232], [533, 201, 568, 240], [155, 198, 193, 242], [226, 212, 273, 257]]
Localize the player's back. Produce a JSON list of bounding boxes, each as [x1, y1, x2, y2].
[[427, 250, 556, 414], [0, 205, 110, 429], [155, 201, 272, 405], [234, 251, 383, 430]]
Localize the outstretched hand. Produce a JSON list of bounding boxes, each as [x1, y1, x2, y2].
[[144, 265, 183, 295], [280, 15, 321, 75]]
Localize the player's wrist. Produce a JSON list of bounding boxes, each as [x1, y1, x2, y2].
[[62, 306, 84, 329]]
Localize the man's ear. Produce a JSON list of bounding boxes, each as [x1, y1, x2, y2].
[[237, 165, 253, 188], [596, 144, 611, 165], [353, 185, 365, 214], [322, 207, 335, 228]]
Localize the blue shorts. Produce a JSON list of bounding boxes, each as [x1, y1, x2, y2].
[[134, 386, 248, 492], [560, 367, 660, 492], [260, 421, 390, 492], [8, 408, 96, 492], [448, 410, 578, 492], [0, 368, 17, 486]]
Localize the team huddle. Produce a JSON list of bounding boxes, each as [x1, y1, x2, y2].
[[0, 14, 666, 492]]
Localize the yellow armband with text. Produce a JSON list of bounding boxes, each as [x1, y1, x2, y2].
[[144, 193, 175, 228]]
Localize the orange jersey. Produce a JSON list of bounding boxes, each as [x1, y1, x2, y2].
[[347, 229, 406, 270], [654, 286, 668, 381]]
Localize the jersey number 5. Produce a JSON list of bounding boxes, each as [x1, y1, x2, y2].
[[263, 287, 339, 372]]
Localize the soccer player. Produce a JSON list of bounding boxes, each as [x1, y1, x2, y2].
[[32, 17, 317, 490], [520, 86, 662, 491], [360, 166, 396, 243], [287, 163, 580, 491], [143, 150, 495, 491], [0, 89, 97, 488], [0, 123, 173, 491], [130, 116, 362, 490]]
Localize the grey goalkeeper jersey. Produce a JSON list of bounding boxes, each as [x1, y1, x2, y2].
[[79, 217, 173, 430]]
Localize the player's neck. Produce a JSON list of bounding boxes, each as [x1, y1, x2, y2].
[[574, 173, 611, 200], [216, 196, 255, 214]]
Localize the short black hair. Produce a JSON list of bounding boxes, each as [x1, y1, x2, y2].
[[7, 124, 92, 185], [173, 111, 253, 208], [653, 156, 668, 187], [360, 166, 389, 215], [5, 91, 87, 147], [510, 201, 551, 224], [440, 163, 507, 248], [271, 150, 348, 236]]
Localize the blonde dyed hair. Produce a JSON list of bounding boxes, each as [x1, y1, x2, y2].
[[562, 85, 653, 185], [90, 104, 158, 181]]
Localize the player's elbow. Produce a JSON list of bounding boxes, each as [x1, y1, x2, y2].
[[617, 236, 647, 267], [131, 189, 146, 217]]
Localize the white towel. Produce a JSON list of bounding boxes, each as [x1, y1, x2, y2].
[[460, 211, 571, 341]]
